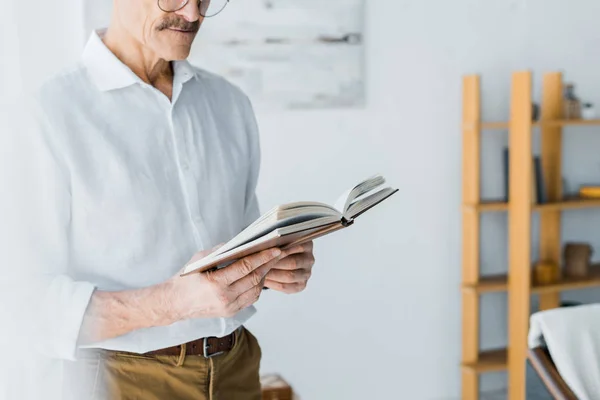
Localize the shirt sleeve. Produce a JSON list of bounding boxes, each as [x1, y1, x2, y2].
[[0, 100, 96, 361], [240, 94, 262, 228]]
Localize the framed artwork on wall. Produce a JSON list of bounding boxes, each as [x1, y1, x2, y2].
[[84, 0, 366, 110], [189, 0, 366, 110]]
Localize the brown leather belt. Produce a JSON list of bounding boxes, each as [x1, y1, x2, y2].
[[138, 330, 238, 358]]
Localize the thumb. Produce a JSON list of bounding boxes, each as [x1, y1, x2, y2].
[[178, 243, 226, 276], [188, 243, 225, 264]]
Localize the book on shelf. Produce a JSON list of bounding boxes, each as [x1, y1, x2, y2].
[[181, 174, 398, 276], [533, 157, 546, 204], [503, 148, 509, 201], [502, 147, 547, 204]]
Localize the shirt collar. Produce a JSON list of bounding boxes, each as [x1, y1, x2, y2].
[[82, 29, 197, 92], [172, 58, 196, 87]]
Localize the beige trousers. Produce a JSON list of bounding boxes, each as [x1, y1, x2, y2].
[[63, 328, 262, 400]]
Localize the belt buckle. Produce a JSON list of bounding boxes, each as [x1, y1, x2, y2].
[[203, 337, 225, 358]]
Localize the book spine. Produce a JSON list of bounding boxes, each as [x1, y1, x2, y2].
[[534, 156, 546, 204], [503, 147, 509, 202], [341, 216, 354, 227]]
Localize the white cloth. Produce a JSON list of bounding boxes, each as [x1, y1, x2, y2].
[[528, 304, 600, 400], [0, 29, 262, 361]]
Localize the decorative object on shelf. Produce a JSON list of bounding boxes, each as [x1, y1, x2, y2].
[[579, 185, 600, 198], [582, 103, 596, 120], [261, 374, 294, 400], [532, 102, 540, 121], [533, 261, 561, 285], [564, 83, 582, 119], [563, 242, 593, 278]]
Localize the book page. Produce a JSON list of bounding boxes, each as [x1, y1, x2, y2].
[[210, 204, 340, 257], [333, 188, 352, 213], [336, 174, 385, 213], [182, 217, 341, 275], [345, 187, 398, 220]]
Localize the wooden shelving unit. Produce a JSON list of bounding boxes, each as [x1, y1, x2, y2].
[[462, 264, 600, 295], [479, 119, 600, 129], [461, 71, 600, 400], [462, 349, 508, 373], [465, 198, 600, 212]]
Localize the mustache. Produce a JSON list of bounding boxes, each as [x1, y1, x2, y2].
[[157, 17, 200, 32]]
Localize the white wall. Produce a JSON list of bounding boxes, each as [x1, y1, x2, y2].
[[238, 1, 600, 399], [12, 0, 85, 91], [0, 0, 22, 101], [5, 1, 600, 399]]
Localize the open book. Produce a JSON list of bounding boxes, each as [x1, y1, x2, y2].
[[181, 174, 398, 276]]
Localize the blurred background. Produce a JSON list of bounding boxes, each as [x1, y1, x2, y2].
[[2, 0, 600, 399]]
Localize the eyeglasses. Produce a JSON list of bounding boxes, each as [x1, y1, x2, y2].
[[158, 0, 229, 17]]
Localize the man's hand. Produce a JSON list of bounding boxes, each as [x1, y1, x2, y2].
[[79, 246, 282, 345], [166, 247, 283, 322], [78, 244, 312, 345], [264, 241, 315, 294]]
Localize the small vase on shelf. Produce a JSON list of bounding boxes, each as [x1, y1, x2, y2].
[[563, 242, 592, 279], [564, 83, 582, 119], [533, 261, 561, 285], [582, 103, 596, 120]]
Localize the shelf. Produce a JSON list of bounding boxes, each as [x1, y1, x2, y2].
[[461, 269, 600, 373], [463, 274, 509, 294], [535, 198, 600, 211], [547, 119, 600, 127], [534, 264, 600, 294], [461, 348, 507, 373], [480, 121, 541, 130], [481, 122, 509, 130], [473, 201, 508, 212], [463, 264, 600, 294], [466, 198, 600, 213], [480, 119, 600, 129]]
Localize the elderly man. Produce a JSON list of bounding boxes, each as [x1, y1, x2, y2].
[[2, 0, 315, 399]]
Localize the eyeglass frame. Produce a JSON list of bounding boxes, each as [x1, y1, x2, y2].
[[157, 0, 230, 17]]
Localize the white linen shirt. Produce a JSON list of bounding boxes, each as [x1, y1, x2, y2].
[[0, 30, 262, 361]]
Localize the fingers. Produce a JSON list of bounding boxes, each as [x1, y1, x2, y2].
[[264, 279, 306, 294], [230, 284, 264, 314], [269, 252, 315, 271], [228, 261, 272, 295], [261, 244, 315, 294], [212, 248, 282, 286], [283, 241, 313, 257], [265, 267, 311, 284]]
